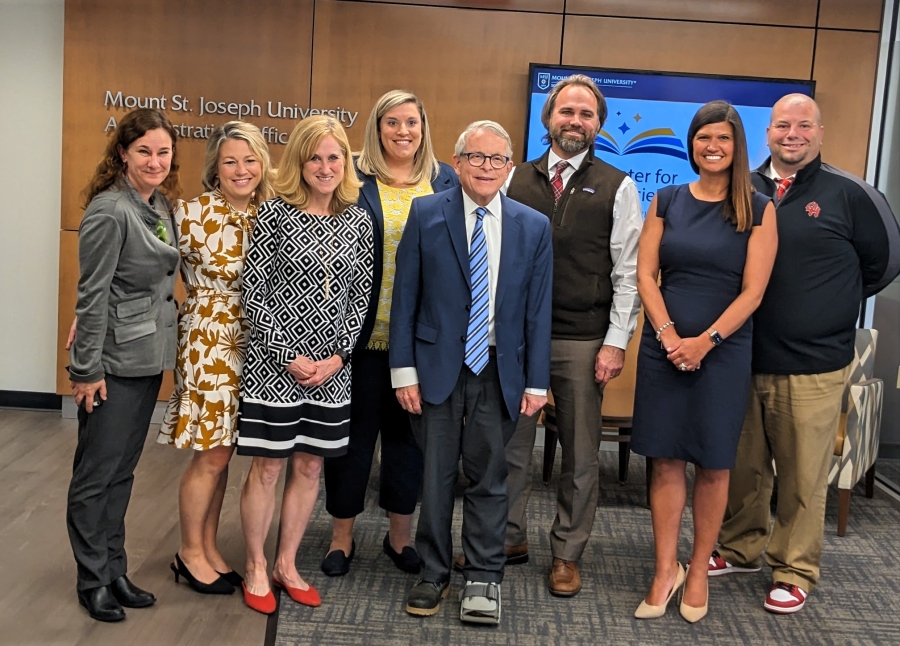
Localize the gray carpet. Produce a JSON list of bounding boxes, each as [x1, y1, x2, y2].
[[275, 447, 900, 645]]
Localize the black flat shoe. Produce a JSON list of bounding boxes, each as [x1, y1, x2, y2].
[[405, 580, 449, 616], [110, 575, 156, 608], [170, 553, 235, 595], [321, 540, 355, 577], [77, 585, 126, 623], [383, 532, 422, 574], [216, 570, 244, 587]]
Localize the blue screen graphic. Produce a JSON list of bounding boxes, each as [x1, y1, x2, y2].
[[525, 65, 814, 214]]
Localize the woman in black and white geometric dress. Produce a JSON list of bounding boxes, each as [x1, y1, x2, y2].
[[236, 115, 374, 614]]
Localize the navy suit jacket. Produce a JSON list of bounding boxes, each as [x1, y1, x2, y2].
[[389, 186, 553, 421], [354, 161, 458, 351]]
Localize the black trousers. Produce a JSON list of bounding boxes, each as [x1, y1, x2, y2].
[[413, 357, 516, 585], [66, 373, 163, 591], [324, 349, 423, 519]]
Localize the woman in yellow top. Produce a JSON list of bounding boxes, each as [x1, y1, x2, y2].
[[321, 90, 458, 576], [158, 121, 275, 594]]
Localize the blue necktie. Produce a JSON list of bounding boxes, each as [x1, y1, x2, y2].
[[465, 207, 490, 375]]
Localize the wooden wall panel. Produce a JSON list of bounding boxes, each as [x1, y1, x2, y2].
[[812, 30, 881, 177], [562, 16, 815, 79], [58, 0, 890, 397], [566, 0, 818, 27], [818, 0, 883, 31], [310, 0, 563, 162], [61, 0, 314, 231], [355, 0, 565, 13]]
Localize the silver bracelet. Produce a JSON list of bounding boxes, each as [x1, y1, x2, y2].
[[655, 321, 675, 341]]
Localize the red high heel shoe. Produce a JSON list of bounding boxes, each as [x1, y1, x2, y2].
[[272, 576, 321, 607], [242, 582, 277, 615]]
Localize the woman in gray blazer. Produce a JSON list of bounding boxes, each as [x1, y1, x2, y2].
[[67, 108, 181, 623]]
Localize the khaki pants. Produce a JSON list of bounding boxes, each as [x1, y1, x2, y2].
[[717, 366, 849, 592], [505, 337, 605, 561]]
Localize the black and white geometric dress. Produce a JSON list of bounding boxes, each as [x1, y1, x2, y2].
[[236, 197, 374, 458]]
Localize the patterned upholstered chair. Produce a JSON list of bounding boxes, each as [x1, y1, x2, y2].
[[828, 328, 882, 536]]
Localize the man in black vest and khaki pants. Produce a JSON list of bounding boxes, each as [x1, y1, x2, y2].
[[504, 75, 642, 596]]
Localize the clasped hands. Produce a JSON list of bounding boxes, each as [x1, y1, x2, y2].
[[659, 329, 709, 372], [286, 354, 342, 387]]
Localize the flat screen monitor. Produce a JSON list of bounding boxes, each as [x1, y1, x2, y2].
[[524, 64, 815, 213]]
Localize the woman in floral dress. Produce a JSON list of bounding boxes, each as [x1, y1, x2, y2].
[[158, 122, 275, 594]]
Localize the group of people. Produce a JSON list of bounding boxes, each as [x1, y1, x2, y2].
[[65, 74, 899, 628]]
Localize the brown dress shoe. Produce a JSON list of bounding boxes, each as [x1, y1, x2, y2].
[[505, 542, 529, 565], [452, 543, 530, 571], [548, 558, 582, 597]]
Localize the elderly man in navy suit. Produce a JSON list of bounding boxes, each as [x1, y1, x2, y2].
[[389, 120, 552, 624]]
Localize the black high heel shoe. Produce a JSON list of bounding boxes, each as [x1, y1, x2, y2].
[[216, 569, 244, 587], [170, 553, 235, 595]]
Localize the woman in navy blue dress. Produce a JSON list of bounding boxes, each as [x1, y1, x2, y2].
[[631, 101, 777, 623]]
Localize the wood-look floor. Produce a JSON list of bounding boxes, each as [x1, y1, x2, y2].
[[0, 409, 280, 646]]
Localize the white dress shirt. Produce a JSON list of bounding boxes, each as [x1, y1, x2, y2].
[[391, 190, 546, 396], [504, 150, 642, 349], [764, 163, 796, 182]]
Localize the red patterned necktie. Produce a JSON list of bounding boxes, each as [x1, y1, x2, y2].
[[551, 161, 569, 203], [776, 177, 794, 201]]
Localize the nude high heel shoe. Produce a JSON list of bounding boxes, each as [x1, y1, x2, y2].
[[634, 562, 685, 619], [679, 565, 709, 623]]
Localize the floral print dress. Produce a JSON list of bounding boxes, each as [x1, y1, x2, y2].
[[158, 190, 256, 450]]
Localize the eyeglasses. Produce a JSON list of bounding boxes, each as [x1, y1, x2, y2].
[[460, 152, 511, 170]]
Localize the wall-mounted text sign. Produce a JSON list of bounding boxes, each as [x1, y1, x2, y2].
[[102, 91, 360, 144]]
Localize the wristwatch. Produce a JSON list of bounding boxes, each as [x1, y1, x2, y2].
[[707, 329, 724, 346], [334, 348, 351, 366]]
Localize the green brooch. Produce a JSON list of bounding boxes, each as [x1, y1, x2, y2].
[[155, 220, 168, 244]]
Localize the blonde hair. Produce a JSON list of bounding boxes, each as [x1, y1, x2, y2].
[[202, 121, 275, 203], [357, 89, 441, 185], [273, 116, 363, 213]]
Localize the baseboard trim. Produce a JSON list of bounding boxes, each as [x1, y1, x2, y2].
[[0, 390, 62, 411], [61, 396, 168, 422]]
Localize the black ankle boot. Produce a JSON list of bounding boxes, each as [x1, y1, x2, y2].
[[77, 585, 126, 622], [110, 575, 156, 608]]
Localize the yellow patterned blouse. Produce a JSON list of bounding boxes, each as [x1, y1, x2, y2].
[[367, 179, 434, 350], [158, 190, 256, 450]]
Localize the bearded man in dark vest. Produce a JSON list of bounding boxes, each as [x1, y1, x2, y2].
[[504, 75, 642, 596]]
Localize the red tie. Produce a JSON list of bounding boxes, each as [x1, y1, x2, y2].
[[776, 177, 794, 201], [551, 161, 569, 203]]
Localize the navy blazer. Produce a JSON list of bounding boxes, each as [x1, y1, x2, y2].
[[354, 161, 459, 351], [389, 186, 553, 421]]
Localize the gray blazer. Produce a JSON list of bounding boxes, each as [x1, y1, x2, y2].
[[69, 181, 180, 383]]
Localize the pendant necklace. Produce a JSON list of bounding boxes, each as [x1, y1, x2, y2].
[[315, 214, 336, 299]]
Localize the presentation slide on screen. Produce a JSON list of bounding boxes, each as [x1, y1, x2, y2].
[[524, 66, 813, 214]]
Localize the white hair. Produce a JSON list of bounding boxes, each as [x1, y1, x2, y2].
[[454, 120, 513, 158]]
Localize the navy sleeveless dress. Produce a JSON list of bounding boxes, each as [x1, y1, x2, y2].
[[630, 184, 770, 469]]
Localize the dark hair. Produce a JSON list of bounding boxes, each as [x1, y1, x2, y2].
[[687, 101, 753, 232], [540, 74, 608, 130], [83, 108, 181, 208]]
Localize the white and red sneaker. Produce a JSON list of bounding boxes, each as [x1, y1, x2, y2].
[[764, 582, 808, 614], [706, 550, 761, 577]]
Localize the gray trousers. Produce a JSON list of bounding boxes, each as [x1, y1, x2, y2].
[[66, 373, 163, 590], [412, 357, 516, 585], [505, 337, 604, 561]]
